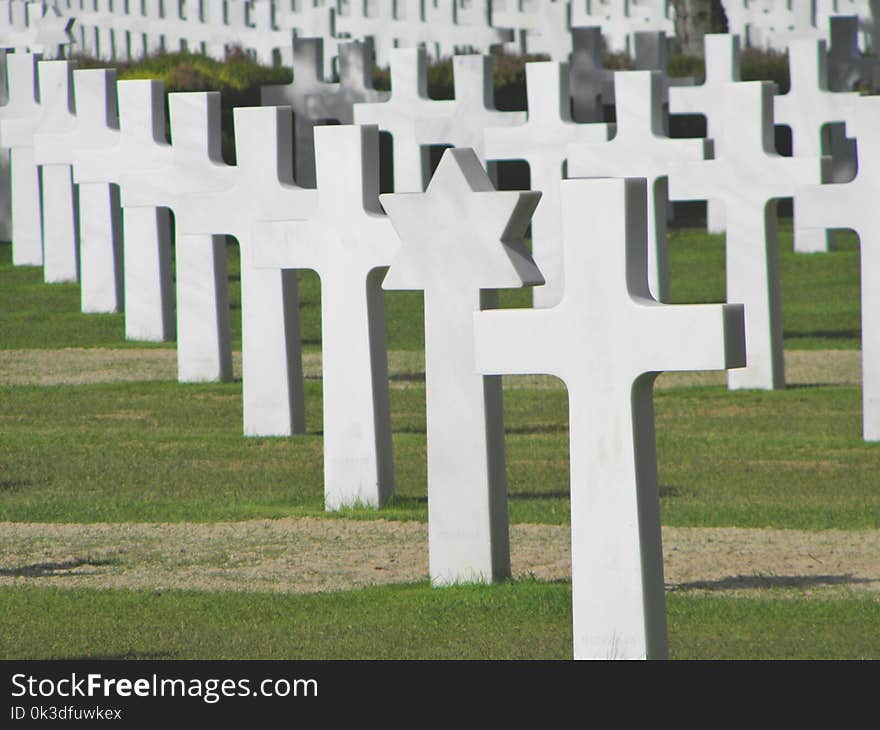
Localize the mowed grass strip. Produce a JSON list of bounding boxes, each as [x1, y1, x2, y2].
[[1, 585, 878, 660], [0, 223, 862, 352], [1, 378, 878, 528], [0, 242, 521, 353], [667, 223, 861, 350]]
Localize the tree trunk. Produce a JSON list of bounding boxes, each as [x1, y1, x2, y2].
[[673, 0, 728, 57]]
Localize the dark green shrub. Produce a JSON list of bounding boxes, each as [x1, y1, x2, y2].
[[741, 46, 790, 93]]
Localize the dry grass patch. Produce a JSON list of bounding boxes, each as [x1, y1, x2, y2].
[[1, 519, 878, 599]]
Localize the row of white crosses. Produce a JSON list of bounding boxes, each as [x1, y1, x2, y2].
[[721, 0, 879, 52], [0, 0, 73, 56], [1, 39, 872, 651], [670, 31, 858, 247], [0, 46, 750, 659], [2, 32, 845, 397], [44, 0, 334, 67], [570, 0, 674, 53], [4, 32, 864, 396]]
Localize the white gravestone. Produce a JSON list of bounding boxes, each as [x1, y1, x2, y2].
[[572, 0, 674, 54], [261, 38, 389, 188], [828, 14, 880, 91], [473, 176, 746, 660], [46, 68, 123, 313], [633, 30, 697, 89], [0, 50, 10, 242], [144, 101, 318, 437], [669, 33, 741, 235], [354, 46, 454, 193], [827, 15, 875, 92], [493, 0, 572, 61], [119, 91, 234, 386], [775, 39, 859, 253], [414, 54, 526, 175], [568, 70, 710, 304], [381, 148, 543, 585], [670, 81, 825, 391], [0, 52, 42, 266], [795, 96, 880, 441], [0, 3, 74, 57], [253, 124, 396, 509], [32, 59, 79, 284], [92, 80, 175, 342], [569, 26, 615, 123], [485, 61, 611, 309]]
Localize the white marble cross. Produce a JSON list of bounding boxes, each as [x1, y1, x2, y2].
[[827, 15, 875, 92], [0, 50, 9, 241], [414, 54, 526, 172], [485, 61, 610, 308], [572, 0, 674, 53], [121, 94, 318, 437], [569, 26, 615, 123], [795, 96, 880, 441], [72, 79, 175, 344], [473, 176, 746, 660], [0, 3, 74, 57], [32, 59, 79, 284], [632, 30, 697, 92], [261, 38, 389, 188], [0, 52, 42, 266], [669, 33, 741, 234], [493, 0, 572, 61], [568, 70, 709, 304], [117, 91, 235, 386], [775, 39, 858, 253], [670, 81, 825, 391], [253, 124, 397, 510], [354, 46, 454, 193], [63, 68, 124, 314], [381, 147, 543, 585]]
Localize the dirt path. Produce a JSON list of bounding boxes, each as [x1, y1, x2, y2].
[[1, 519, 878, 599], [0, 347, 862, 389]]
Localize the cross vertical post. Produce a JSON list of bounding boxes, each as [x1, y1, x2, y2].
[[381, 148, 542, 584]]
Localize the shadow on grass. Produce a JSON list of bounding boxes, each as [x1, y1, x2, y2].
[[63, 651, 176, 660], [508, 491, 569, 502], [389, 372, 425, 383], [784, 329, 861, 340], [0, 558, 119, 578], [0, 479, 33, 491], [669, 573, 873, 592], [505, 424, 569, 435]]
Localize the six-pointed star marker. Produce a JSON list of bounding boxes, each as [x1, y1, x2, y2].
[[381, 148, 544, 292]]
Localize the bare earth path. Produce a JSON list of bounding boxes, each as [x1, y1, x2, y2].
[[1, 519, 878, 599]]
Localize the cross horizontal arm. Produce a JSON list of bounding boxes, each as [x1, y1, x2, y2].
[[631, 299, 746, 375], [667, 158, 720, 202], [474, 307, 570, 382], [795, 181, 864, 232]]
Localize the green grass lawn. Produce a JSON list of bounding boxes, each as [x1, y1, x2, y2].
[[2, 584, 878, 660], [1, 221, 861, 352], [1, 378, 879, 528], [667, 224, 861, 350], [0, 220, 875, 662]]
